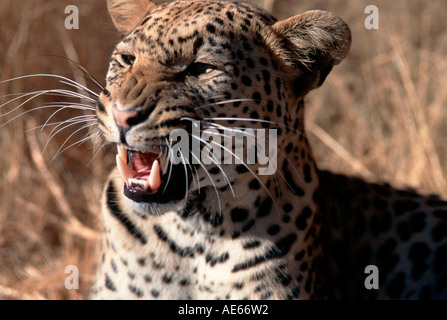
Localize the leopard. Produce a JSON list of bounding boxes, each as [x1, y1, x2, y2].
[[91, 0, 447, 299]]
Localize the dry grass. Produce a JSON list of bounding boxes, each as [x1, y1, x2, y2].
[[0, 0, 445, 300]]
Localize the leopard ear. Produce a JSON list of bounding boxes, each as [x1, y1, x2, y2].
[[107, 0, 157, 34], [272, 10, 351, 92]]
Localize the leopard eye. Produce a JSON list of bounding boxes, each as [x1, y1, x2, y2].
[[186, 62, 217, 77], [117, 53, 136, 67]]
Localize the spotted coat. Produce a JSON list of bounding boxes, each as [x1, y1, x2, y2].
[[91, 0, 447, 299]]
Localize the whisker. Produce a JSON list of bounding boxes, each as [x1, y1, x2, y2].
[[43, 101, 96, 111], [28, 54, 105, 91], [44, 115, 97, 146], [189, 149, 222, 215], [51, 122, 97, 161], [27, 114, 96, 133], [179, 149, 190, 206], [189, 133, 235, 198], [164, 139, 175, 194], [194, 98, 256, 110], [41, 103, 95, 130], [0, 73, 99, 98], [1, 89, 96, 119], [204, 116, 306, 138], [59, 80, 99, 98]]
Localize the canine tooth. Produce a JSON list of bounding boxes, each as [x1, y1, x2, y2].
[[117, 144, 127, 161], [148, 160, 162, 191], [116, 154, 138, 183]]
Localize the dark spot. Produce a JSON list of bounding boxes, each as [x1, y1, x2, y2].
[[242, 219, 255, 232], [285, 143, 293, 153], [231, 208, 249, 222], [241, 75, 252, 86], [250, 111, 259, 121], [252, 91, 261, 104], [208, 37, 217, 46], [231, 233, 296, 272], [233, 66, 240, 77], [129, 285, 144, 297], [283, 203, 293, 213], [257, 197, 272, 218], [295, 206, 312, 230], [236, 165, 249, 173], [246, 58, 255, 68], [162, 273, 173, 283], [151, 289, 160, 298], [111, 259, 118, 273], [193, 37, 203, 54], [297, 262, 308, 273], [284, 169, 305, 196], [249, 179, 260, 190], [105, 274, 116, 292], [267, 100, 274, 112], [137, 258, 146, 266], [206, 23, 216, 33], [209, 166, 220, 175], [214, 17, 224, 25], [303, 164, 312, 183], [234, 282, 244, 289], [267, 224, 280, 235], [243, 239, 261, 249]]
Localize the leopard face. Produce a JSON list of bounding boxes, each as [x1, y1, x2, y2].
[[97, 0, 351, 216]]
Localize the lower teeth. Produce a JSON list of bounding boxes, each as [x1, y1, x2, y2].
[[128, 178, 149, 191]]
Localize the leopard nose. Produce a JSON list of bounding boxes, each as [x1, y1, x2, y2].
[[112, 105, 150, 142]]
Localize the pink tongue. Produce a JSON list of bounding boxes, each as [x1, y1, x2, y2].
[[131, 152, 158, 178], [116, 150, 162, 192]]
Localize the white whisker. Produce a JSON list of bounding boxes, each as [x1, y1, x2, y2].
[[189, 149, 222, 215], [189, 133, 235, 198]]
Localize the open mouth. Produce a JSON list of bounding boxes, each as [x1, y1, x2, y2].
[[116, 144, 189, 204]]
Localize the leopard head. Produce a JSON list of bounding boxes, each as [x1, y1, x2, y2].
[[97, 0, 351, 215]]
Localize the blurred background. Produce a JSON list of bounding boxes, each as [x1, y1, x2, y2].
[[0, 0, 446, 299]]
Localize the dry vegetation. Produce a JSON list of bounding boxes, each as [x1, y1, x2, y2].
[[0, 0, 446, 300]]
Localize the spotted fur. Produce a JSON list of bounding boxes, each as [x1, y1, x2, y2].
[[91, 0, 447, 299]]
